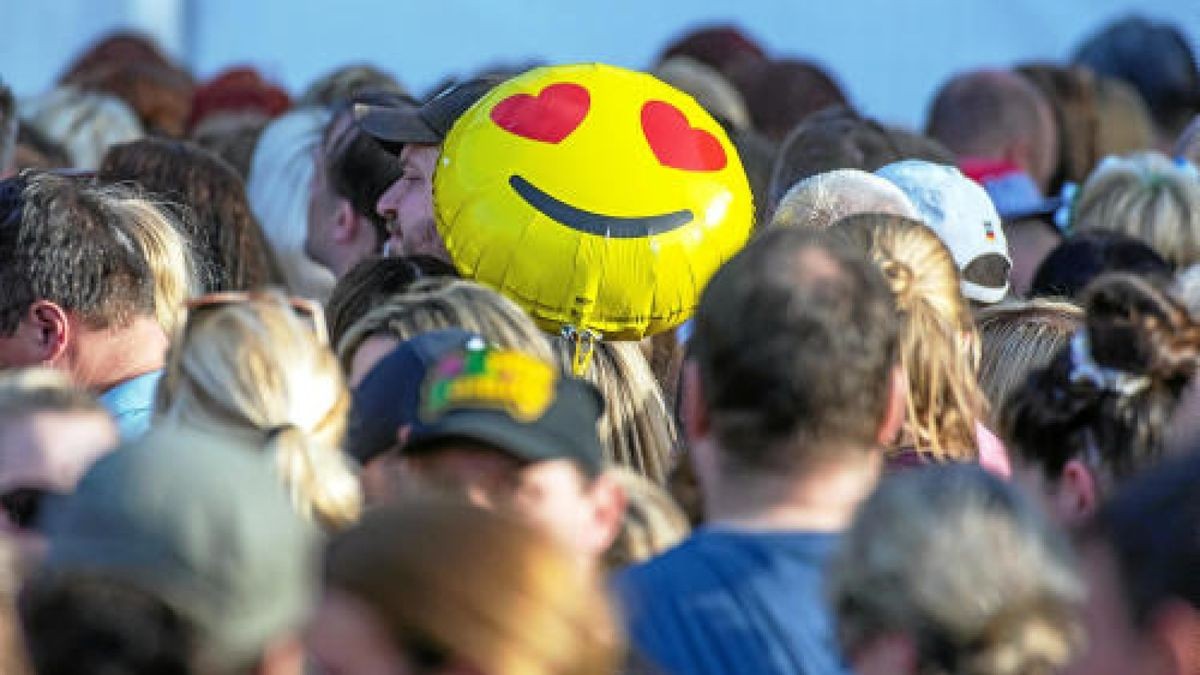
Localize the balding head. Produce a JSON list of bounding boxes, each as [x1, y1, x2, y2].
[[926, 70, 1058, 191]]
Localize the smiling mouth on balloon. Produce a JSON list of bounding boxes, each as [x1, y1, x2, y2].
[[509, 175, 694, 238]]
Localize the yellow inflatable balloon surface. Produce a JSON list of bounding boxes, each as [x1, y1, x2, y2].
[[434, 63, 753, 340]]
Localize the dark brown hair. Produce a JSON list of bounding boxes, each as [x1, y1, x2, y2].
[[728, 58, 848, 142], [1015, 64, 1100, 194], [98, 138, 282, 292], [1083, 451, 1200, 629], [0, 173, 154, 335], [1003, 273, 1200, 482], [768, 107, 953, 209], [73, 62, 195, 138], [325, 255, 457, 348], [691, 228, 899, 471], [320, 93, 411, 236]]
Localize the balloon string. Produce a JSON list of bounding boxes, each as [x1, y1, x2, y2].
[[562, 326, 600, 377]]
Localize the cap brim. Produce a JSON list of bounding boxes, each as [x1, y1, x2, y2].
[[354, 102, 442, 145], [404, 414, 565, 466]]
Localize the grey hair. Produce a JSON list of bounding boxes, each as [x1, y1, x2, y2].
[[770, 168, 918, 230], [829, 465, 1083, 675]]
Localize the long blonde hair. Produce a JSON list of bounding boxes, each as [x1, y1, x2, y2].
[[551, 339, 678, 484], [604, 467, 690, 569], [831, 213, 987, 460], [326, 498, 623, 675], [155, 292, 360, 529]]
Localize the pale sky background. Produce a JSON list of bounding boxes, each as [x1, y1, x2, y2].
[[3, 0, 1198, 128]]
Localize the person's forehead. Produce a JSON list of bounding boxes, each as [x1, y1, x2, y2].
[[417, 441, 526, 471]]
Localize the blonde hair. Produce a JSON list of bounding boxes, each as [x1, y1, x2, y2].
[[155, 292, 361, 530], [1072, 152, 1200, 267], [770, 169, 918, 230], [830, 465, 1083, 675], [831, 213, 986, 460], [326, 498, 623, 675], [551, 339, 678, 484], [19, 86, 143, 169], [106, 196, 198, 337], [976, 300, 1083, 422], [604, 467, 690, 569], [1094, 77, 1156, 159], [336, 277, 554, 371]]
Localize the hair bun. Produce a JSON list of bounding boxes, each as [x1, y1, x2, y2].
[[878, 258, 916, 309], [1082, 273, 1200, 386]]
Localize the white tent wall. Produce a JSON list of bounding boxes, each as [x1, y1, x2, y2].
[[2, 0, 1197, 128]]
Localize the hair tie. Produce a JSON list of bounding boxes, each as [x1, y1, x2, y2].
[[1068, 331, 1150, 397], [265, 423, 296, 443], [1053, 182, 1078, 234]]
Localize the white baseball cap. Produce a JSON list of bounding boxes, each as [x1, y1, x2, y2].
[[877, 160, 1011, 304]]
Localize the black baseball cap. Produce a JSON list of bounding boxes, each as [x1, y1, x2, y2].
[[404, 343, 605, 477], [354, 76, 504, 147], [346, 329, 480, 465]]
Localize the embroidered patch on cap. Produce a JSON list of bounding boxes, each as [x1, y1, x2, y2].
[[422, 343, 558, 422]]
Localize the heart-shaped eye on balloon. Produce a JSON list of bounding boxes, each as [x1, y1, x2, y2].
[[641, 101, 727, 171], [490, 83, 590, 144]]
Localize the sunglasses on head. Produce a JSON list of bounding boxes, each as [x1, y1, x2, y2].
[[185, 291, 328, 345], [0, 487, 64, 531]]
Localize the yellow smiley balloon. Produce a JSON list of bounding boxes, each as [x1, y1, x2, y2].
[[434, 63, 753, 341]]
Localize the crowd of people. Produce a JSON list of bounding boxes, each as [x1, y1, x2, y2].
[[0, 13, 1198, 675]]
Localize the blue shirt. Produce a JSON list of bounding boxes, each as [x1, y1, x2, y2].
[[98, 370, 162, 441], [614, 528, 850, 675]]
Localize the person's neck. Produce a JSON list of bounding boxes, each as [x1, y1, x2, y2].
[[67, 316, 168, 393], [702, 448, 881, 532]]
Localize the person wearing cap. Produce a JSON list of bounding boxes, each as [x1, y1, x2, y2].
[[356, 78, 500, 261], [25, 429, 317, 675], [346, 328, 479, 504], [925, 69, 1063, 297], [614, 229, 904, 675], [397, 340, 625, 568], [876, 159, 1013, 305]]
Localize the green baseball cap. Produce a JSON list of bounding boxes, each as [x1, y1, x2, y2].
[[44, 429, 318, 670]]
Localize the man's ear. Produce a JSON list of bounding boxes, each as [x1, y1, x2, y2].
[[585, 471, 627, 557], [332, 200, 359, 243], [680, 360, 711, 447], [28, 300, 70, 365], [1055, 459, 1100, 524], [876, 365, 908, 448]]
